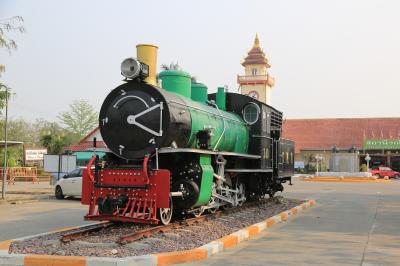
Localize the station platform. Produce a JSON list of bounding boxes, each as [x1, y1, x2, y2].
[[180, 177, 400, 266]]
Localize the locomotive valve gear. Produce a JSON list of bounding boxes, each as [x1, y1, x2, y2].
[[213, 173, 226, 183], [215, 155, 227, 186]]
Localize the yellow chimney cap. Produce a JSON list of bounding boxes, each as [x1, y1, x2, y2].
[[136, 43, 159, 48]]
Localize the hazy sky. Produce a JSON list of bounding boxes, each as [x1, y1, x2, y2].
[[1, 0, 399, 122]]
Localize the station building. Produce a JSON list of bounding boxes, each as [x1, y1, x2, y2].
[[282, 118, 400, 172]]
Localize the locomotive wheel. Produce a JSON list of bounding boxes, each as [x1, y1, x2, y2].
[[158, 196, 173, 225]]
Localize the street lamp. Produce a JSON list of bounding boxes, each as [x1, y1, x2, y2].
[[365, 153, 371, 172], [1, 85, 9, 200]]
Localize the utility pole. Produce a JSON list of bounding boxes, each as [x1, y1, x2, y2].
[[2, 86, 9, 200]]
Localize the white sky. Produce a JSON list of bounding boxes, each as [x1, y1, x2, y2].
[[1, 0, 399, 121]]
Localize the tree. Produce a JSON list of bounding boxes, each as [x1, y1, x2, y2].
[[1, 16, 24, 114], [0, 83, 11, 111], [58, 100, 98, 138], [40, 134, 67, 155], [0, 16, 25, 76]]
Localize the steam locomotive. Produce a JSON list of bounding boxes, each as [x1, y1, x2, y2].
[[81, 44, 294, 225]]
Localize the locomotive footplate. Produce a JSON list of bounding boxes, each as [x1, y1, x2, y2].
[[82, 156, 170, 224]]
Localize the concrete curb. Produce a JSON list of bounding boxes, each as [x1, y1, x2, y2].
[[301, 177, 390, 183], [0, 199, 316, 266], [0, 194, 53, 205]]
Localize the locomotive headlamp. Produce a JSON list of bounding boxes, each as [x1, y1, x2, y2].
[[120, 58, 149, 79]]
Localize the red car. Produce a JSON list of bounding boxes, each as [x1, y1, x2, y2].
[[370, 166, 400, 179]]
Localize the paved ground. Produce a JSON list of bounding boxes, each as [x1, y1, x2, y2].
[[0, 198, 90, 241], [0, 182, 53, 202], [180, 178, 400, 266], [1, 182, 53, 194], [1, 178, 399, 265]]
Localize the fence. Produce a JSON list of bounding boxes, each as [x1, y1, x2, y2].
[[0, 167, 39, 184]]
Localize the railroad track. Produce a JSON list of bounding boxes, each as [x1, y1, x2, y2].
[[60, 197, 279, 245], [60, 222, 114, 243]]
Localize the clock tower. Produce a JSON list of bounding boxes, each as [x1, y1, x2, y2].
[[237, 34, 275, 105]]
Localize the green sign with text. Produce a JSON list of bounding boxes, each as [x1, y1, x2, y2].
[[363, 139, 400, 150]]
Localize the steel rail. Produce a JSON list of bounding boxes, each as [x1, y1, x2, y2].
[[117, 197, 277, 245], [58, 197, 278, 245], [60, 222, 114, 243]]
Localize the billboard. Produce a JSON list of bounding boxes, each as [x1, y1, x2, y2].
[[25, 149, 47, 161], [363, 139, 400, 150], [43, 154, 77, 173]]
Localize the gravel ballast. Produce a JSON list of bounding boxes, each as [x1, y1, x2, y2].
[[9, 197, 303, 258]]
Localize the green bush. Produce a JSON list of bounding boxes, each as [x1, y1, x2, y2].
[[360, 164, 368, 172]]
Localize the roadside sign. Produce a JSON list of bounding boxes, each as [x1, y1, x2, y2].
[[44, 155, 76, 173], [363, 139, 400, 150], [25, 149, 47, 161], [295, 161, 305, 169], [44, 155, 77, 184]]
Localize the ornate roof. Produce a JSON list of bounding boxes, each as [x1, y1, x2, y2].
[[242, 33, 270, 67]]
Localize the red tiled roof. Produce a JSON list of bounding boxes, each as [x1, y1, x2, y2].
[[79, 127, 100, 144], [242, 46, 269, 66], [65, 141, 105, 152], [282, 118, 400, 153]]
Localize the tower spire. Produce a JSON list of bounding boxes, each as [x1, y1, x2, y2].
[[237, 34, 275, 105], [254, 33, 260, 48]]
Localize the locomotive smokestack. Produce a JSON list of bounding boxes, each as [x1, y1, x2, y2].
[[136, 44, 158, 86]]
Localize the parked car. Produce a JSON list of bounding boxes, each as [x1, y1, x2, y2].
[[55, 167, 85, 199], [370, 166, 400, 179]]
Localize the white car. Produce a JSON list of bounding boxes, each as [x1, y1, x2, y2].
[[55, 167, 85, 199]]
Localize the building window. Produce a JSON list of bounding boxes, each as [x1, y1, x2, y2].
[[251, 68, 257, 76]]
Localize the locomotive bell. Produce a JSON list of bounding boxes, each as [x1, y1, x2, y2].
[[120, 58, 149, 79]]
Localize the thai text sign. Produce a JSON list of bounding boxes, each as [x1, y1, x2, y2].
[[363, 139, 400, 150], [25, 149, 47, 161]]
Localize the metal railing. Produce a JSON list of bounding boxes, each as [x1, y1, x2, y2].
[[0, 167, 39, 184], [237, 74, 275, 86]]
